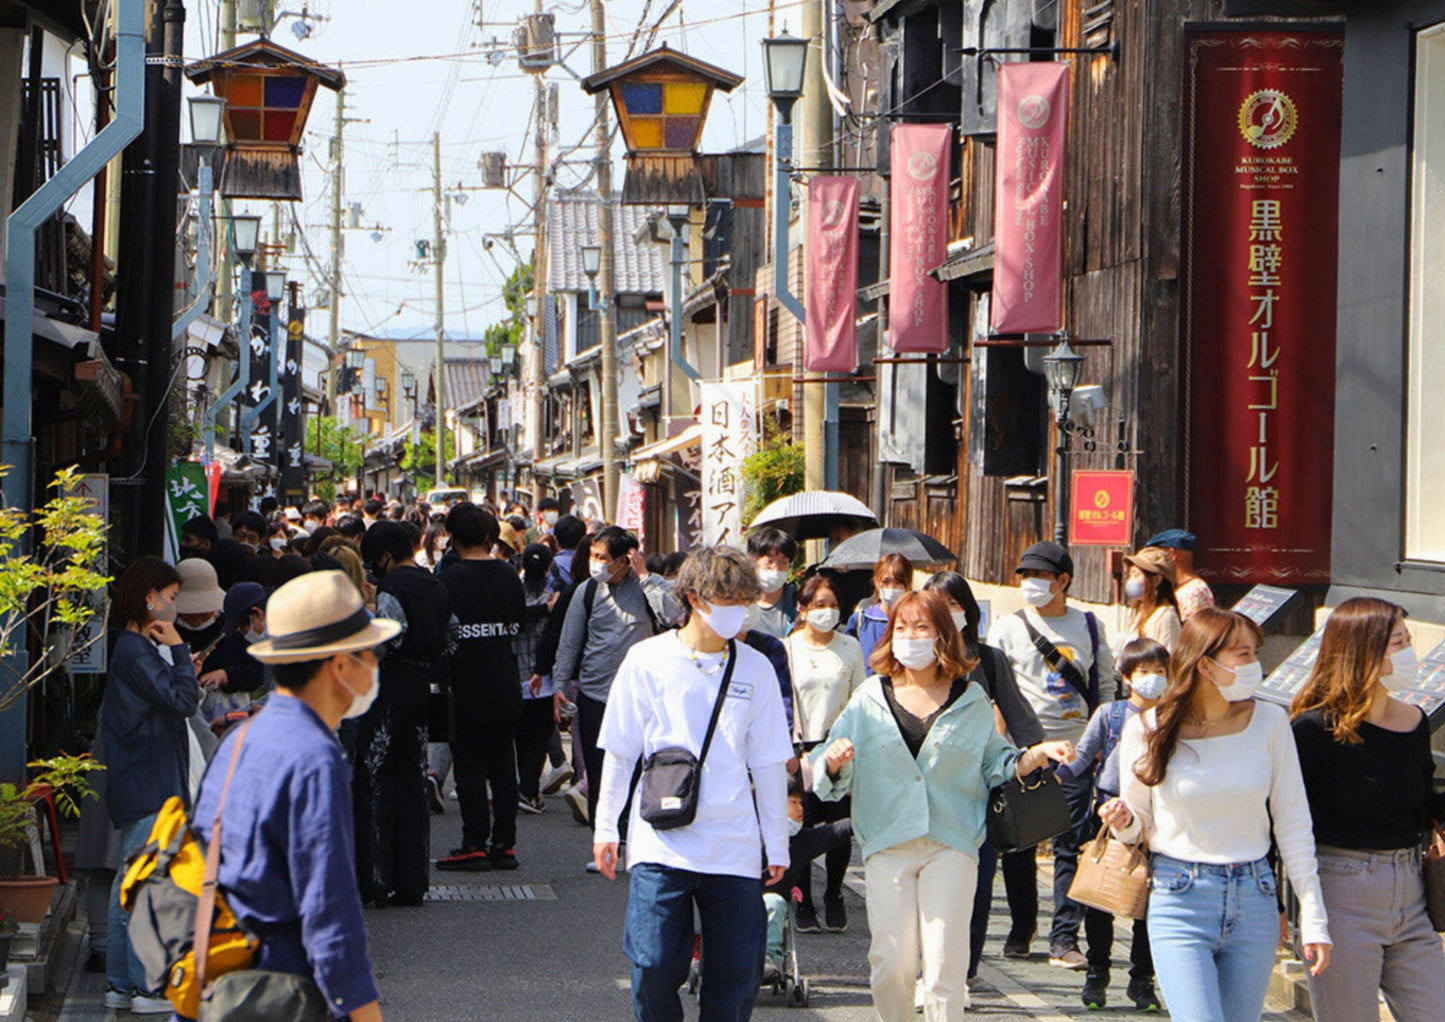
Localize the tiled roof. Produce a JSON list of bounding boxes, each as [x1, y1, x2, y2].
[[547, 190, 665, 295], [429, 357, 491, 410]]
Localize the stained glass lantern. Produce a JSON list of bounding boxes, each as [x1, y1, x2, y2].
[[186, 38, 345, 200]]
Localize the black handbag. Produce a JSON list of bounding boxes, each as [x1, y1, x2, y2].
[[987, 768, 1073, 852], [638, 641, 735, 831]]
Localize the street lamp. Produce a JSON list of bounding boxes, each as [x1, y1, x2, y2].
[[401, 368, 416, 400], [490, 354, 503, 376], [231, 213, 261, 264], [761, 29, 808, 123], [265, 270, 286, 302], [1043, 336, 1085, 543], [500, 343, 516, 369], [581, 242, 609, 313], [188, 94, 226, 147]]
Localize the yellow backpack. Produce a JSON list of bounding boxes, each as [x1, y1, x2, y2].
[[120, 721, 259, 1018]]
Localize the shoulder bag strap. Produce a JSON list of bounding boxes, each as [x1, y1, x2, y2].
[[1084, 612, 1102, 704], [1017, 611, 1091, 703], [696, 640, 738, 769], [193, 718, 255, 995], [577, 578, 599, 655]]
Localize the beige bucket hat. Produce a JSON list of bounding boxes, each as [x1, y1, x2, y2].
[[174, 558, 226, 615], [248, 570, 400, 664]]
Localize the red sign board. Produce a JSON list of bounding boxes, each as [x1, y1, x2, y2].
[[805, 176, 860, 372], [1182, 29, 1342, 584], [1070, 470, 1134, 547], [888, 124, 951, 353]]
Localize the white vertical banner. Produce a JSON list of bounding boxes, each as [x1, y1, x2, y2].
[[616, 471, 646, 540], [700, 381, 758, 547]]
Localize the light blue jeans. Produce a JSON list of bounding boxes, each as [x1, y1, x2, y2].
[[106, 813, 157, 994], [1145, 854, 1280, 1022]]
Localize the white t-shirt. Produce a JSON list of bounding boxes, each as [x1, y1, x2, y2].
[[989, 606, 1113, 743], [785, 630, 867, 743], [597, 631, 794, 877]]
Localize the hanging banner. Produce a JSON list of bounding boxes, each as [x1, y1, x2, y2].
[[1069, 470, 1134, 547], [243, 271, 275, 462], [675, 444, 703, 554], [991, 62, 1069, 334], [616, 471, 646, 540], [888, 123, 951, 353], [1183, 29, 1342, 584], [699, 381, 758, 547], [805, 176, 860, 372], [279, 297, 308, 506], [163, 462, 210, 564]]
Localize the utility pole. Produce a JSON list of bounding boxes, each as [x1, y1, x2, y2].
[[432, 132, 446, 491], [326, 87, 345, 411], [216, 0, 236, 323], [591, 0, 619, 521], [529, 73, 549, 502], [799, 0, 835, 495]]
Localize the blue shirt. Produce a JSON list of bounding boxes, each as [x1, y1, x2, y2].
[[1057, 699, 1134, 795], [845, 602, 890, 669], [191, 695, 378, 1018]]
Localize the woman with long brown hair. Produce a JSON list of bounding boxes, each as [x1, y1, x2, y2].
[[1099, 607, 1330, 1022], [1289, 598, 1445, 1021], [845, 552, 913, 667]]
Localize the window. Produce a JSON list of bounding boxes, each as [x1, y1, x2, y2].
[[619, 80, 707, 151], [216, 73, 308, 144], [1406, 23, 1445, 561]]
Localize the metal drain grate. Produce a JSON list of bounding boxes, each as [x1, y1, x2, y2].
[[425, 883, 557, 902]]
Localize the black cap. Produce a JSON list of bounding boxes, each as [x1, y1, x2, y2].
[[1016, 541, 1074, 577]]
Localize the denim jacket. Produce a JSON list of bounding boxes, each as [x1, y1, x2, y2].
[[810, 676, 1020, 861]]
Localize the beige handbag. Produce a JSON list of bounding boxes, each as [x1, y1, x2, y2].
[[1068, 829, 1150, 920]]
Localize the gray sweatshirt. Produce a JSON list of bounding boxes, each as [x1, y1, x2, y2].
[[553, 573, 681, 700]]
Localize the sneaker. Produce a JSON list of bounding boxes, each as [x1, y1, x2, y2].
[[823, 896, 848, 933], [1081, 974, 1108, 1010], [564, 786, 589, 825], [103, 986, 132, 1011], [130, 993, 175, 1014], [1049, 944, 1088, 970], [541, 762, 574, 795], [794, 901, 822, 933], [427, 772, 445, 815], [517, 794, 544, 815], [585, 859, 601, 874], [1127, 977, 1161, 1012], [1002, 931, 1034, 959], [489, 846, 519, 870], [436, 846, 492, 872]]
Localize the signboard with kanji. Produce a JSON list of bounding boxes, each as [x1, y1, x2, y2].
[[699, 381, 758, 547], [616, 471, 646, 541], [1068, 470, 1134, 547], [164, 462, 211, 564]]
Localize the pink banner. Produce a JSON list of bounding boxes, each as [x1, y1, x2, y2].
[[991, 62, 1069, 334], [805, 176, 860, 372], [888, 124, 951, 353]]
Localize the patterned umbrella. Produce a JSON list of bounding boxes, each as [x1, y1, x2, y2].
[[819, 527, 957, 570], [749, 490, 879, 542]]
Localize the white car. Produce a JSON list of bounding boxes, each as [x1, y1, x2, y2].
[[424, 488, 470, 508]]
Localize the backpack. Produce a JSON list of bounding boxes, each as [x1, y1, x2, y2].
[[120, 720, 258, 1018], [577, 576, 662, 652]]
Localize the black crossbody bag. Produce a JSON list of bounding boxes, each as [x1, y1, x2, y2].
[[639, 640, 736, 831]]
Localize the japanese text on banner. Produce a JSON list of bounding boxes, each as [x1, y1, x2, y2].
[[700, 382, 758, 546]]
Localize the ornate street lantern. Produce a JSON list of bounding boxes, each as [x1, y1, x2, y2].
[[186, 38, 345, 200]]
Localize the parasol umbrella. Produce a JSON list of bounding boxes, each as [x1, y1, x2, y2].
[[749, 490, 879, 542], [819, 527, 957, 571]]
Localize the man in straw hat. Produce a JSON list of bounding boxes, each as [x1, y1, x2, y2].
[[190, 571, 399, 1022]]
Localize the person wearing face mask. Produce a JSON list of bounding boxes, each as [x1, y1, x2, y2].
[[812, 590, 1075, 1021], [1055, 638, 1168, 1011], [592, 546, 793, 1022], [197, 583, 269, 707], [987, 541, 1113, 968], [179, 515, 218, 559], [173, 557, 227, 653], [533, 496, 562, 542], [1289, 599, 1445, 1022], [1100, 608, 1331, 1022], [354, 521, 452, 902], [231, 510, 268, 554], [99, 557, 200, 1014], [746, 527, 799, 639], [1117, 547, 1182, 654], [784, 574, 866, 932], [845, 553, 914, 667], [189, 571, 397, 1022], [553, 526, 682, 849]]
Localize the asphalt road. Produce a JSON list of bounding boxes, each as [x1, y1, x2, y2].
[[364, 792, 1312, 1022]]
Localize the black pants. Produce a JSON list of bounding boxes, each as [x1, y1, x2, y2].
[[800, 792, 851, 909], [515, 697, 556, 801], [578, 692, 608, 832], [1084, 908, 1153, 980], [353, 676, 431, 900], [452, 706, 520, 851], [1048, 770, 1096, 948], [765, 820, 853, 902], [1001, 846, 1039, 940]]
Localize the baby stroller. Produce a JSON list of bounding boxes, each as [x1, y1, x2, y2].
[[685, 886, 811, 1007]]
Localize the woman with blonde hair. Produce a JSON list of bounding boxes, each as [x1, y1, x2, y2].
[[814, 590, 1072, 1020], [1290, 597, 1445, 1021], [1100, 607, 1330, 1022]]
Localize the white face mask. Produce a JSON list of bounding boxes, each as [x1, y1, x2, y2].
[[589, 559, 613, 583], [1130, 672, 1168, 701], [542, 510, 559, 527], [240, 540, 259, 553], [177, 613, 219, 632], [340, 655, 380, 719], [1210, 658, 1263, 702], [893, 637, 937, 671], [949, 609, 969, 633], [1124, 578, 1147, 602], [787, 816, 804, 838], [697, 602, 748, 641], [1385, 647, 1420, 691], [879, 586, 905, 606], [757, 567, 789, 592], [1020, 577, 1055, 608], [807, 607, 840, 633], [148, 592, 179, 624], [270, 537, 286, 552]]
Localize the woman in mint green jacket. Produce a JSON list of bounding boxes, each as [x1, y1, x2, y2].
[[812, 590, 1072, 1022]]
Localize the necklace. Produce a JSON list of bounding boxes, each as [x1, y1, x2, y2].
[[676, 632, 727, 675]]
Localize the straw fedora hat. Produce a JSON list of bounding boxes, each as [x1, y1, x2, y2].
[[249, 571, 399, 664], [1124, 546, 1176, 584], [174, 558, 226, 615]]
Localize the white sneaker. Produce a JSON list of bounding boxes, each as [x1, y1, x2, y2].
[[103, 987, 133, 1010], [130, 993, 175, 1014], [541, 762, 575, 795], [564, 786, 589, 825]]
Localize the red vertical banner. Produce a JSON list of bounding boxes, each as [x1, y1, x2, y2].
[[1183, 29, 1342, 584], [805, 176, 861, 372], [991, 63, 1068, 334], [888, 124, 951, 353]]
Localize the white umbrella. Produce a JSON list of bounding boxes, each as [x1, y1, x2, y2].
[[749, 490, 879, 541]]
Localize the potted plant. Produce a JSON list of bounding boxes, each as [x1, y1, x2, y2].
[[0, 755, 104, 924]]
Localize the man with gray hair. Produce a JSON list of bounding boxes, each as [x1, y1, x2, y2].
[[594, 546, 793, 1022]]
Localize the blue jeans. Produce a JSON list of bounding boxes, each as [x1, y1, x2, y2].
[[1146, 855, 1280, 1022], [623, 863, 765, 1022], [1048, 767, 1095, 947], [106, 813, 157, 993]]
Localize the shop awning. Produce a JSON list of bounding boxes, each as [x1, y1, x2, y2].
[[629, 423, 702, 462]]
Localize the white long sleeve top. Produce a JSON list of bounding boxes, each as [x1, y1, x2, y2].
[[1114, 701, 1330, 947]]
